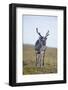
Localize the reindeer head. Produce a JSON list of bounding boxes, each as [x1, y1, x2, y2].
[[36, 28, 49, 46]]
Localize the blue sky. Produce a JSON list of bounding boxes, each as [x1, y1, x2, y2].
[[22, 15, 57, 48]]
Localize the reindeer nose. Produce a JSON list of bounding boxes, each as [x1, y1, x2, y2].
[[43, 42, 45, 45]]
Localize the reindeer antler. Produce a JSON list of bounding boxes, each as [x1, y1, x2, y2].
[[36, 28, 42, 37], [45, 30, 49, 38]]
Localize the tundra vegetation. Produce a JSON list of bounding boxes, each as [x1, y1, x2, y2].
[[23, 44, 57, 75]]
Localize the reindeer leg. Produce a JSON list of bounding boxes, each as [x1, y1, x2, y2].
[[36, 53, 41, 67], [40, 52, 43, 67], [36, 53, 37, 67], [43, 53, 44, 66], [38, 53, 40, 67], [36, 53, 40, 67], [40, 53, 41, 67], [43, 51, 45, 66], [35, 51, 38, 67], [40, 53, 42, 67]]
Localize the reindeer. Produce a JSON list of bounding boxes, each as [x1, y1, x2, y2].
[[35, 28, 49, 67]]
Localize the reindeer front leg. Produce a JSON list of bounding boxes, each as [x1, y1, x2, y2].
[[40, 52, 43, 67], [40, 51, 44, 67], [36, 53, 41, 67], [43, 51, 45, 66]]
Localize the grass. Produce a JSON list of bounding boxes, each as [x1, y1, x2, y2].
[[23, 44, 57, 75]]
